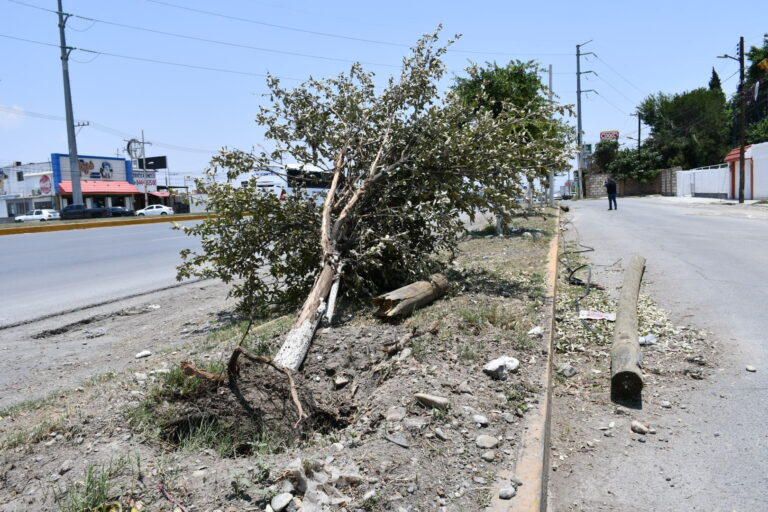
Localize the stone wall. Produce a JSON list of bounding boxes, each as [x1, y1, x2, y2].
[[660, 168, 680, 196], [584, 172, 663, 197]]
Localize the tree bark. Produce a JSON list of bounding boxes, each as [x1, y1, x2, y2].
[[373, 274, 448, 319], [610, 254, 646, 400]]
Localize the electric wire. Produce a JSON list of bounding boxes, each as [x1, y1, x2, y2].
[[9, 0, 401, 69]]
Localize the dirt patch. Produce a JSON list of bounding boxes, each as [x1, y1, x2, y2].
[[1, 212, 557, 511]]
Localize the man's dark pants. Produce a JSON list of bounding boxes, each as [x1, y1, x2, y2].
[[608, 194, 617, 210]]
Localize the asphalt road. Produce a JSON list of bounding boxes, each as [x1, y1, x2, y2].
[[1, 221, 202, 328], [557, 196, 768, 510]]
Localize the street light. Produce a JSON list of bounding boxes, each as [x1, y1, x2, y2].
[[718, 37, 746, 203]]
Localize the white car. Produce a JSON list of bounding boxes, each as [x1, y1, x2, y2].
[[14, 209, 60, 222], [135, 204, 174, 216]]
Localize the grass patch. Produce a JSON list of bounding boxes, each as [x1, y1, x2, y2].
[[0, 417, 67, 451], [0, 394, 58, 420], [54, 459, 126, 512], [505, 381, 539, 411]]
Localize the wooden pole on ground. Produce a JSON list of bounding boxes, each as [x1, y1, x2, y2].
[[610, 254, 646, 399]]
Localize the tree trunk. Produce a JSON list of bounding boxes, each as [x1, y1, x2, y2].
[[610, 254, 646, 400], [274, 262, 335, 370], [373, 274, 448, 319]]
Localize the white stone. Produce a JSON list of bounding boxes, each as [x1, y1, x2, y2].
[[414, 393, 450, 409], [499, 486, 517, 499], [476, 435, 499, 449], [483, 356, 520, 380], [271, 492, 294, 512], [134, 350, 152, 359]]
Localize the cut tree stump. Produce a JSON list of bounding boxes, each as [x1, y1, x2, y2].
[[610, 254, 646, 400], [373, 274, 448, 319]]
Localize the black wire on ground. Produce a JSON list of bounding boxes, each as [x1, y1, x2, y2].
[[558, 216, 596, 328]]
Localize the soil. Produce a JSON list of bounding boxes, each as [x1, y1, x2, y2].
[[0, 212, 556, 512]]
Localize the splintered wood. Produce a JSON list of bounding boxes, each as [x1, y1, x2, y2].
[[373, 274, 448, 319]]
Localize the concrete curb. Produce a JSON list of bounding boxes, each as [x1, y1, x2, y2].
[[0, 214, 207, 236], [488, 208, 560, 511]]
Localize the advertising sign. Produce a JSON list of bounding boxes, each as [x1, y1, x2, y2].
[[39, 175, 52, 194], [52, 154, 129, 186], [600, 131, 620, 141], [133, 170, 158, 192]]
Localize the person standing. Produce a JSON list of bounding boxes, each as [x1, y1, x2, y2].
[[604, 178, 618, 210]]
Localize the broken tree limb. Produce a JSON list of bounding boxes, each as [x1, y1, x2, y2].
[[373, 274, 448, 319], [324, 262, 345, 325], [610, 254, 646, 400]]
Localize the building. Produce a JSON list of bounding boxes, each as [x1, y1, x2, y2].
[[0, 153, 168, 220], [724, 142, 768, 200]]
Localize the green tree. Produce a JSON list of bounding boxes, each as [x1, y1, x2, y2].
[[744, 34, 768, 143], [589, 140, 619, 173], [606, 147, 664, 182], [639, 87, 730, 169], [177, 30, 574, 369], [709, 67, 722, 91]]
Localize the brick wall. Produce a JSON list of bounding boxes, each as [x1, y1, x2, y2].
[[660, 167, 680, 196], [584, 172, 663, 197]]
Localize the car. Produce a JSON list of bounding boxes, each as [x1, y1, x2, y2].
[[60, 204, 111, 219], [108, 206, 136, 217], [14, 209, 60, 222], [135, 204, 174, 216]]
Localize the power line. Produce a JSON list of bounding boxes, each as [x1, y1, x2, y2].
[[0, 32, 304, 81], [0, 105, 217, 154], [593, 55, 648, 97], [9, 0, 401, 69], [147, 0, 571, 57]]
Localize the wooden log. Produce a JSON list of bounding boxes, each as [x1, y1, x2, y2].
[[373, 274, 448, 319], [610, 254, 646, 399]]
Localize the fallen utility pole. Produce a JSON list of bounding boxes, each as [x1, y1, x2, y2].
[[610, 254, 646, 399]]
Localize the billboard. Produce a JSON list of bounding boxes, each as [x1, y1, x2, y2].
[[133, 170, 158, 192], [51, 154, 132, 187], [600, 131, 620, 141]]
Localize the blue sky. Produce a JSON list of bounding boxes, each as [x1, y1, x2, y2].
[[1, 0, 766, 186]]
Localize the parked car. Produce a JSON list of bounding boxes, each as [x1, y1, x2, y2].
[[60, 204, 112, 220], [108, 206, 136, 217], [135, 204, 174, 216], [14, 209, 60, 222]]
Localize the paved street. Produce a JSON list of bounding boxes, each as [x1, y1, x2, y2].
[[0, 221, 202, 328], [554, 196, 768, 510]]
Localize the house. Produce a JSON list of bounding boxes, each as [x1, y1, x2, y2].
[[724, 142, 768, 200]]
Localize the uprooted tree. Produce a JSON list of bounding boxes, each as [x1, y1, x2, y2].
[[177, 29, 574, 372]]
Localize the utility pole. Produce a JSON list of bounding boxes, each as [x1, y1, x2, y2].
[[548, 64, 555, 207], [57, 0, 82, 205], [141, 130, 148, 207], [718, 37, 747, 203], [738, 36, 746, 204], [576, 40, 596, 199]]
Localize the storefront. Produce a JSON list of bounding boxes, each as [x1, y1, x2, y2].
[[52, 153, 139, 208]]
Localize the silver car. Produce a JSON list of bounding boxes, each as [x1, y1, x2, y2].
[[14, 209, 60, 222]]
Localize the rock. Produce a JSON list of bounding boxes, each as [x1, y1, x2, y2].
[[386, 406, 407, 422], [403, 417, 428, 431], [499, 486, 517, 499], [502, 413, 516, 423], [473, 476, 487, 485], [191, 469, 207, 479], [638, 334, 658, 346], [271, 493, 293, 512], [510, 475, 523, 487], [481, 451, 495, 462], [414, 393, 450, 409], [434, 428, 450, 441], [458, 381, 473, 395], [385, 434, 410, 449], [631, 420, 649, 435], [660, 400, 672, 409], [83, 328, 106, 339], [134, 350, 152, 359], [472, 414, 489, 427], [330, 442, 344, 452], [522, 232, 533, 239], [556, 362, 578, 378], [527, 326, 543, 337], [483, 357, 520, 380], [476, 435, 499, 449], [746, 365, 757, 372], [133, 372, 148, 382], [58, 460, 74, 475], [334, 375, 350, 388]]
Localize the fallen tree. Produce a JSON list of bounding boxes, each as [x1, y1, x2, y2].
[[177, 29, 574, 372], [373, 274, 448, 319]]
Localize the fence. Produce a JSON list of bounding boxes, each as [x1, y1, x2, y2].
[[676, 164, 729, 198]]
